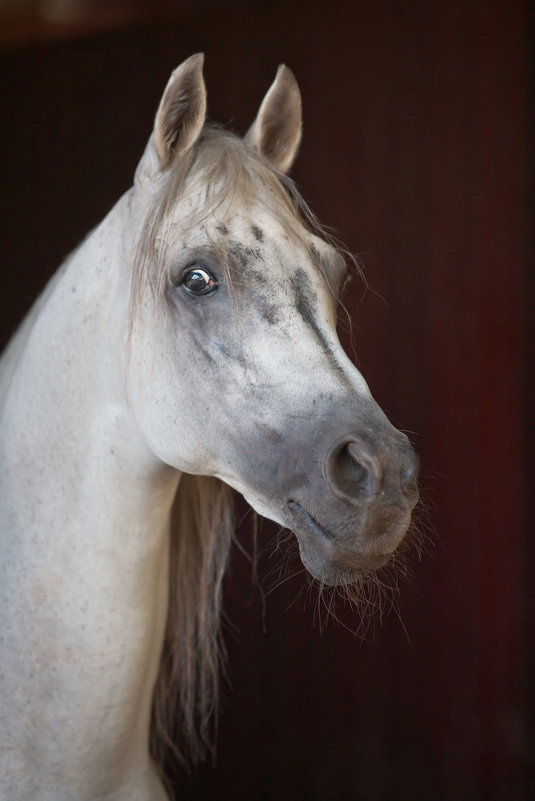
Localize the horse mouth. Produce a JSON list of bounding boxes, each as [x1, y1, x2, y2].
[[285, 499, 391, 583]]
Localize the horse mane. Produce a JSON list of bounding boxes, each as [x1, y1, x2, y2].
[[150, 474, 234, 779], [133, 126, 353, 785]]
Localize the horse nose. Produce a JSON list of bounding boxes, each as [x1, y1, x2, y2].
[[324, 438, 381, 506]]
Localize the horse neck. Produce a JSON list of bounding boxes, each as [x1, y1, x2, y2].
[[0, 192, 178, 800]]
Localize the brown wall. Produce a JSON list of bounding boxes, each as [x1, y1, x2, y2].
[[1, 1, 532, 799]]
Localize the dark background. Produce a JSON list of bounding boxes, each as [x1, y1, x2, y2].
[[1, 1, 532, 799]]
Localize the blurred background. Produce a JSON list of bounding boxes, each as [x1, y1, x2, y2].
[[0, 1, 532, 799]]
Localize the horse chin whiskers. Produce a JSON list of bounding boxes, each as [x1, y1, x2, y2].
[[293, 495, 428, 639], [256, 515, 419, 641], [306, 556, 410, 640]]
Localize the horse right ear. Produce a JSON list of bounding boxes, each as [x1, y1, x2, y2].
[[153, 54, 207, 167], [136, 54, 207, 181]]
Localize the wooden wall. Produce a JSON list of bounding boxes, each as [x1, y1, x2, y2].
[[0, 0, 531, 798]]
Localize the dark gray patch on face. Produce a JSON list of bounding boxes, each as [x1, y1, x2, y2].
[[216, 224, 229, 235], [258, 299, 280, 325], [224, 239, 278, 323], [290, 268, 348, 379], [247, 267, 266, 283], [229, 241, 263, 270], [251, 224, 264, 242], [256, 422, 283, 445]]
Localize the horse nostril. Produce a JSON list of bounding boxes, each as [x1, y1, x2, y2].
[[325, 439, 380, 505], [343, 443, 372, 494]]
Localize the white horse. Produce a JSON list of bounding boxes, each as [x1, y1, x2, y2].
[[0, 54, 419, 800]]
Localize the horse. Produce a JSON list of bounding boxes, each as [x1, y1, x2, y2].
[[0, 54, 419, 800]]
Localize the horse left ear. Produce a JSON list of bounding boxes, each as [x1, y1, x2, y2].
[[245, 65, 302, 174]]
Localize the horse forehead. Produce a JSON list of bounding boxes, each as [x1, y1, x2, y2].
[[219, 208, 309, 245], [213, 210, 334, 278]]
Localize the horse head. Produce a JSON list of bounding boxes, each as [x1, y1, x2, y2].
[[126, 54, 419, 587]]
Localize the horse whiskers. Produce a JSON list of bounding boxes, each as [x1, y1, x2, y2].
[[265, 527, 294, 561], [400, 500, 435, 564], [290, 549, 416, 640], [285, 574, 313, 612], [243, 519, 420, 642], [264, 566, 307, 598], [264, 545, 301, 587]]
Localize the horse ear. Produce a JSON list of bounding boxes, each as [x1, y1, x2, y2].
[[245, 65, 302, 174], [153, 53, 207, 168]]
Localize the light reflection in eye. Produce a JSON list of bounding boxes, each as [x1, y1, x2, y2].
[[182, 267, 217, 295]]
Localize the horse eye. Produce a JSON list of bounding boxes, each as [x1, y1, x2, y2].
[[181, 267, 217, 296]]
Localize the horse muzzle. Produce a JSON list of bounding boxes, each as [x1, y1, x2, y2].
[[283, 430, 419, 585]]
